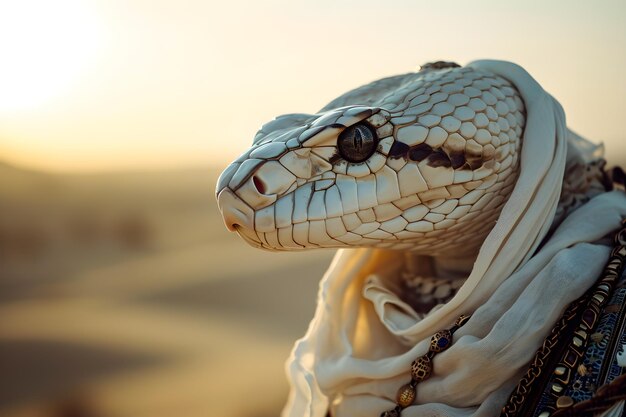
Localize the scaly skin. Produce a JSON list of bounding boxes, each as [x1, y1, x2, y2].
[[216, 62, 525, 257]]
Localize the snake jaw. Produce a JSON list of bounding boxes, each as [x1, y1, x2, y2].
[[217, 64, 525, 254]]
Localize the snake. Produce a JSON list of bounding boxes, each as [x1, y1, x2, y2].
[[215, 60, 624, 417], [216, 61, 526, 259]]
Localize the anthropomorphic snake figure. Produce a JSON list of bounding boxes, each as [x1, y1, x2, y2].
[[216, 60, 626, 417]]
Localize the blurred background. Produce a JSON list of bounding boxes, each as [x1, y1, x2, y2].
[[0, 1, 624, 416]]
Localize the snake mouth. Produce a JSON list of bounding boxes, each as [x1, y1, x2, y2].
[[233, 224, 263, 248], [234, 226, 297, 252]]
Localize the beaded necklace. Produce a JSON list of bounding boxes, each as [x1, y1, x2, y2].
[[379, 314, 471, 417]]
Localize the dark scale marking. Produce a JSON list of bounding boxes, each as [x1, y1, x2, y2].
[[329, 153, 342, 165], [466, 151, 482, 159], [427, 150, 452, 168], [483, 159, 496, 170], [408, 144, 434, 162], [466, 157, 484, 170], [388, 141, 410, 159], [449, 151, 466, 169]]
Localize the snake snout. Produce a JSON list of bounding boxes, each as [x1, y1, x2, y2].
[[217, 188, 255, 232]]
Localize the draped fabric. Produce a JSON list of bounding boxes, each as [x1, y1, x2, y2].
[[281, 60, 626, 417]]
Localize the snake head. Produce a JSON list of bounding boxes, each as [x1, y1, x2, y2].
[[216, 64, 525, 255]]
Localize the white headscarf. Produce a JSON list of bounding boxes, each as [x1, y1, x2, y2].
[[282, 60, 626, 417]]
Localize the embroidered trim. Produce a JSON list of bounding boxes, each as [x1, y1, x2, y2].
[[501, 220, 626, 417], [531, 242, 626, 417], [565, 280, 626, 403], [551, 373, 626, 417], [500, 298, 586, 417]]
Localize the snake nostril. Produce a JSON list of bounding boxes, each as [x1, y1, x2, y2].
[[252, 175, 267, 195]]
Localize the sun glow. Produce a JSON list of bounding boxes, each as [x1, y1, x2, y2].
[[0, 0, 102, 111]]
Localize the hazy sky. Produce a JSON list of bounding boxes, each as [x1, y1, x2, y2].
[[0, 0, 624, 172]]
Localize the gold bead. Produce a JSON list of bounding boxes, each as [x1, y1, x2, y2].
[[396, 383, 416, 408], [410, 355, 432, 382], [455, 314, 470, 327], [430, 329, 453, 353]]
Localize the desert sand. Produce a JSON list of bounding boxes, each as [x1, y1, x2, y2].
[[0, 161, 334, 417]]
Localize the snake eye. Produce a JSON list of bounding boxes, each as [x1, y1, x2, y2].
[[337, 122, 378, 163]]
